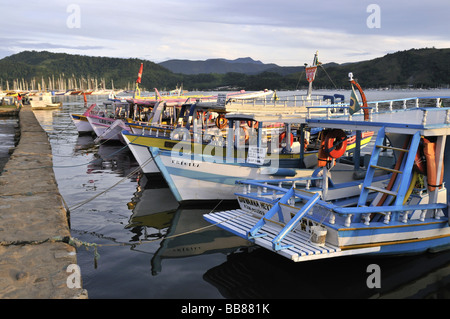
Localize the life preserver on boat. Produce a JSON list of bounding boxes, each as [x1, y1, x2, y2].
[[247, 120, 259, 129], [317, 130, 330, 167], [215, 114, 228, 129], [279, 132, 294, 148], [324, 129, 347, 158]]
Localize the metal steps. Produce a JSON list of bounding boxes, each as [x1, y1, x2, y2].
[[358, 127, 421, 208]]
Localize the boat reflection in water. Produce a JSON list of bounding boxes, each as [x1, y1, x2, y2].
[[204, 244, 450, 299], [127, 174, 450, 298], [74, 134, 140, 179], [125, 174, 253, 275]]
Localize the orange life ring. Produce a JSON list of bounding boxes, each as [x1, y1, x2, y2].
[[324, 129, 347, 158], [215, 115, 228, 129], [279, 132, 294, 148]]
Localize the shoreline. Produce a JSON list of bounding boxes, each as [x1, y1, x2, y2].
[[0, 105, 87, 298]]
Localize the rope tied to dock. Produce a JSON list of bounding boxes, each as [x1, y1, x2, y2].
[[0, 204, 254, 270]]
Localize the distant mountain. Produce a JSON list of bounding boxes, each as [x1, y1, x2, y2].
[[159, 57, 302, 75], [219, 57, 264, 64]]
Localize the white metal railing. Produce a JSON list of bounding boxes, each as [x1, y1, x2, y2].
[[236, 179, 448, 228], [226, 94, 341, 108], [305, 96, 450, 125]]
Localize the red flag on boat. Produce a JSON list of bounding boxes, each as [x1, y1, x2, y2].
[[136, 63, 143, 83], [305, 66, 317, 83]]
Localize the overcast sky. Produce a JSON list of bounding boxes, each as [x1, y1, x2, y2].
[[1, 0, 449, 66]]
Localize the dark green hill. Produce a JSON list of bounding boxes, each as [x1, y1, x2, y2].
[[312, 48, 450, 89], [0, 50, 182, 90], [0, 48, 448, 91]]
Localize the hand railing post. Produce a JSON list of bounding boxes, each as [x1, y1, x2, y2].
[[272, 193, 320, 251]]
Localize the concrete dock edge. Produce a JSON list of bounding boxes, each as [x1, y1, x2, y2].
[[0, 105, 87, 299]]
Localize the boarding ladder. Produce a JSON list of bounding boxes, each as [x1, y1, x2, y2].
[[357, 127, 421, 223], [205, 187, 353, 262], [246, 189, 321, 251]]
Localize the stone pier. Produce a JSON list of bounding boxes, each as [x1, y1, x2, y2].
[[0, 105, 87, 298]]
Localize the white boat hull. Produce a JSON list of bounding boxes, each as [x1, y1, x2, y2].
[[71, 114, 93, 134], [122, 132, 160, 174], [29, 93, 62, 109], [151, 147, 314, 203]]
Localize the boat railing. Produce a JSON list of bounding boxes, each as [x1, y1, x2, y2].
[[227, 94, 343, 109], [237, 178, 448, 228], [130, 122, 173, 138], [236, 177, 322, 203], [306, 96, 450, 124], [332, 202, 447, 227]]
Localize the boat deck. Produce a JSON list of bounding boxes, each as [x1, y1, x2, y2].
[[205, 209, 380, 262]]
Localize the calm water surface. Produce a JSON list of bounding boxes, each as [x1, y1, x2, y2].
[[0, 117, 18, 171], [28, 89, 450, 299]]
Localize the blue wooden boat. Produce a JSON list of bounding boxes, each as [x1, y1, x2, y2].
[[204, 93, 450, 262]]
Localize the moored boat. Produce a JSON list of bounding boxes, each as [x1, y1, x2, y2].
[[204, 84, 450, 262], [29, 92, 62, 109], [70, 103, 96, 134]]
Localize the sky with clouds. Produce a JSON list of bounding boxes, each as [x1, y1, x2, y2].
[[1, 0, 449, 66]]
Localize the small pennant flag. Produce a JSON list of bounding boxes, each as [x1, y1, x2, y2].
[[305, 67, 317, 83], [349, 85, 361, 115], [136, 63, 143, 84]]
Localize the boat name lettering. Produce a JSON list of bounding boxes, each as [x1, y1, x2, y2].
[[238, 196, 273, 216], [171, 159, 200, 167]]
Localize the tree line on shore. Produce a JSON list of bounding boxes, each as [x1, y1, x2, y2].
[[0, 48, 448, 92]]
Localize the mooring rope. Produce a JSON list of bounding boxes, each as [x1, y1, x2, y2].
[[0, 200, 254, 268], [6, 111, 256, 266], [67, 154, 154, 211]]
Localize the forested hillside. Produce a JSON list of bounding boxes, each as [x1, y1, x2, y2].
[[0, 48, 448, 91], [0, 51, 182, 91]]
